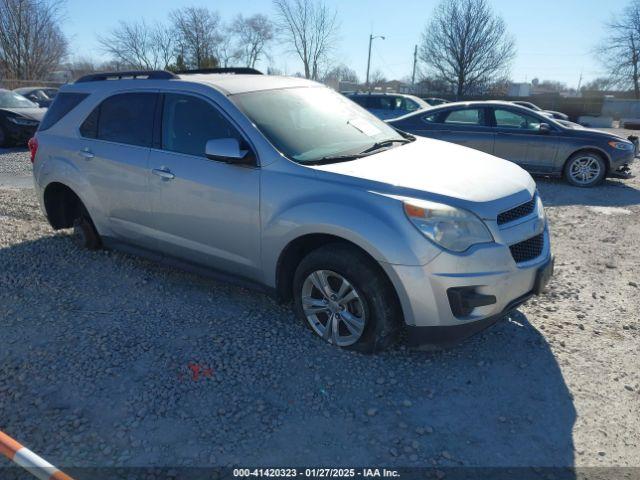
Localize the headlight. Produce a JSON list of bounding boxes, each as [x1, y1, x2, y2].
[[608, 140, 634, 151], [535, 194, 546, 222], [7, 116, 39, 126], [403, 199, 493, 252]]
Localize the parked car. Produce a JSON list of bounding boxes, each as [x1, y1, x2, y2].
[[0, 89, 45, 147], [13, 87, 58, 108], [424, 97, 449, 106], [346, 92, 431, 120], [512, 100, 569, 121], [31, 70, 553, 352], [389, 101, 635, 187]]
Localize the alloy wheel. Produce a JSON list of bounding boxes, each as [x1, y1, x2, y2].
[[568, 155, 602, 185], [301, 270, 366, 347]]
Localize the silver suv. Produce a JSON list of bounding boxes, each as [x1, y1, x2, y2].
[[30, 69, 553, 352]]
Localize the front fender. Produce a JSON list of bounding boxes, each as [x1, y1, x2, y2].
[[260, 195, 441, 288]]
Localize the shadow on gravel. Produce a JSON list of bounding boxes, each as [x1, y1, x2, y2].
[[535, 176, 640, 207], [0, 235, 577, 472]]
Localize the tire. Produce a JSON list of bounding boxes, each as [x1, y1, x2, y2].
[[0, 125, 8, 148], [292, 243, 401, 353], [72, 210, 101, 250], [563, 151, 606, 187]]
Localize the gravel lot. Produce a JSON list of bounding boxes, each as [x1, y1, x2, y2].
[[0, 141, 639, 477]]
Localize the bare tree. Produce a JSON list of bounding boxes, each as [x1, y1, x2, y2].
[[0, 0, 68, 80], [98, 20, 174, 70], [171, 7, 222, 69], [273, 0, 339, 80], [368, 69, 387, 86], [232, 14, 274, 68], [598, 0, 640, 98], [215, 28, 241, 68], [322, 63, 358, 83], [418, 0, 515, 98]]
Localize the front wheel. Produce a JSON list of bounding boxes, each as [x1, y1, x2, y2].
[[293, 244, 401, 353], [564, 152, 606, 187]]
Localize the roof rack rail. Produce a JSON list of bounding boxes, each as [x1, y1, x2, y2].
[[75, 70, 178, 83], [176, 67, 263, 75]]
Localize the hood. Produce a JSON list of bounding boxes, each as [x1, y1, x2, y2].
[[310, 137, 535, 218], [0, 107, 45, 122], [567, 126, 630, 142]]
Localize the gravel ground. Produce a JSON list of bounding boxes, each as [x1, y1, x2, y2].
[[0, 142, 638, 476]]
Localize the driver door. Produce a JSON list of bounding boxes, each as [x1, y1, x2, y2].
[[148, 93, 261, 281]]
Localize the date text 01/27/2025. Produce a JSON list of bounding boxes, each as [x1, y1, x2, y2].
[[232, 468, 401, 478]]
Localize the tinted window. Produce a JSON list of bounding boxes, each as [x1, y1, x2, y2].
[[404, 98, 419, 112], [349, 96, 367, 107], [494, 109, 543, 131], [39, 93, 88, 131], [443, 108, 485, 126], [81, 93, 156, 147], [162, 94, 242, 157]]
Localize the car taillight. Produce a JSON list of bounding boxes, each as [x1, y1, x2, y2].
[[28, 136, 38, 163]]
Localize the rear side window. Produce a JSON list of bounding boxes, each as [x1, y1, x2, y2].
[[39, 93, 88, 131], [161, 93, 242, 157], [443, 108, 486, 126], [80, 92, 157, 147]]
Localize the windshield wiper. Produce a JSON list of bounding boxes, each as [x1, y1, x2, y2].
[[358, 138, 411, 155], [304, 153, 368, 165]]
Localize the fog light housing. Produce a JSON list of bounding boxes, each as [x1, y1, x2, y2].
[[447, 287, 497, 318]]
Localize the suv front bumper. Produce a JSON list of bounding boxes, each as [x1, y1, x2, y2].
[[383, 227, 553, 346]]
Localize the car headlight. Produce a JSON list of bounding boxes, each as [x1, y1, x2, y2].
[[608, 140, 634, 151], [535, 193, 546, 222], [7, 116, 39, 126], [403, 199, 493, 252]]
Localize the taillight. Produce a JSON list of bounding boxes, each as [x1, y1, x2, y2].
[[28, 136, 38, 163]]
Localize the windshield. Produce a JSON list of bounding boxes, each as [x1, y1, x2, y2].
[[0, 91, 38, 108], [232, 86, 406, 163]]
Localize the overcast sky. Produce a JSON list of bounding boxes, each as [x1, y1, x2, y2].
[[62, 0, 629, 87]]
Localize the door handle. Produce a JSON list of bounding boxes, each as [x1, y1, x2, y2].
[[152, 168, 175, 180], [79, 149, 94, 159]]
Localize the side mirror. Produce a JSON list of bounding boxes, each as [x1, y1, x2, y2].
[[205, 138, 252, 164], [539, 123, 551, 134]]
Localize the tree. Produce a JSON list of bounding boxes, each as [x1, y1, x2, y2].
[[368, 69, 387, 86], [232, 14, 274, 68], [418, 0, 515, 98], [598, 0, 640, 98], [0, 0, 68, 80], [322, 64, 358, 83], [273, 0, 339, 80], [98, 20, 174, 70], [171, 7, 222, 69], [581, 77, 614, 92]]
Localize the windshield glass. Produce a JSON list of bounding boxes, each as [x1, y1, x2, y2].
[[232, 86, 406, 162], [0, 91, 38, 108]]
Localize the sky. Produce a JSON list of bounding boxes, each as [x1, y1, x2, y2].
[[62, 0, 629, 88]]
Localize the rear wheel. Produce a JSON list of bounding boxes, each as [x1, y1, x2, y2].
[[564, 151, 606, 187], [72, 208, 101, 250], [0, 126, 8, 147], [293, 244, 401, 353]]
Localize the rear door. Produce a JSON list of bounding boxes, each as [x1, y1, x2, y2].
[[77, 91, 158, 248], [490, 107, 559, 172], [147, 92, 261, 280], [408, 107, 495, 154]]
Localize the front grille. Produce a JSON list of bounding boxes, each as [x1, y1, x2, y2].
[[509, 233, 544, 263], [497, 196, 536, 226]]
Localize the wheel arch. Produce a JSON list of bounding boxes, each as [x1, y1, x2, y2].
[[563, 147, 611, 175], [43, 181, 87, 229], [274, 234, 403, 319]]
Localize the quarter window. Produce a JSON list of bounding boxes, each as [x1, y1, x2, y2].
[[39, 92, 88, 131], [161, 93, 242, 157], [80, 92, 157, 147], [494, 109, 543, 131]]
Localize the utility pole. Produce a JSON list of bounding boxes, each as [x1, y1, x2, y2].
[[411, 44, 418, 85], [366, 33, 385, 90]]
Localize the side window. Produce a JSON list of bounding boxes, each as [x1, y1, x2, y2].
[[80, 107, 98, 138], [421, 112, 440, 124], [97, 93, 156, 146], [367, 97, 382, 109], [494, 109, 542, 131], [39, 92, 88, 131], [161, 93, 242, 157], [443, 108, 485, 126], [349, 96, 366, 107], [404, 99, 419, 113]]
